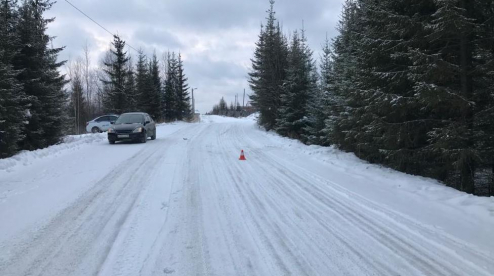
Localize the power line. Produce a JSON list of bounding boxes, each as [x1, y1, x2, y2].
[[64, 0, 140, 53], [64, 0, 145, 107]]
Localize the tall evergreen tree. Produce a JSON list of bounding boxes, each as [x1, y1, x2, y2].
[[101, 35, 129, 114], [276, 30, 317, 140], [0, 59, 25, 158], [304, 37, 330, 145], [14, 0, 67, 150], [0, 0, 20, 60], [329, 0, 438, 175], [412, 0, 494, 193], [328, 0, 361, 150], [124, 59, 137, 111], [175, 53, 191, 121], [0, 0, 26, 158], [163, 52, 178, 121], [317, 36, 339, 146], [135, 50, 150, 113], [249, 0, 289, 130], [328, 0, 494, 195], [147, 52, 163, 120], [472, 0, 494, 195], [342, 0, 435, 172]]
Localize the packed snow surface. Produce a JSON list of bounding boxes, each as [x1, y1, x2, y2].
[[0, 116, 493, 275]]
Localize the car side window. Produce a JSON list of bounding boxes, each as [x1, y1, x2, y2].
[[110, 116, 118, 122], [95, 116, 105, 122]]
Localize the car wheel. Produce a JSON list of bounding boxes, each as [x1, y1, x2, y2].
[[151, 130, 156, 140], [91, 127, 100, 133], [141, 132, 147, 143], [109, 140, 115, 144]]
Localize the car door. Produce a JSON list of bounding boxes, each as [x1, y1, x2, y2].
[[145, 115, 155, 134], [98, 116, 111, 131], [109, 115, 118, 126], [150, 115, 156, 134]]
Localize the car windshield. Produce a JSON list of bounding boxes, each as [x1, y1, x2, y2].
[[114, 114, 144, 124]]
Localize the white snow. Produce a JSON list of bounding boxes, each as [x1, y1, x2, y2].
[[0, 133, 106, 172], [0, 115, 493, 276]]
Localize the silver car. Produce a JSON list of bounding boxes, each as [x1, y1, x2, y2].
[[86, 115, 119, 133]]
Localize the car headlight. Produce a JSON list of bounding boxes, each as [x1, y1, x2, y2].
[[133, 127, 143, 133], [108, 128, 115, 133]]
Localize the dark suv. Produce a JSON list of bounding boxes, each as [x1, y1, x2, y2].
[[107, 112, 157, 144]]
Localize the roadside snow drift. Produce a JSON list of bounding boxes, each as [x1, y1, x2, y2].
[[0, 133, 106, 172]]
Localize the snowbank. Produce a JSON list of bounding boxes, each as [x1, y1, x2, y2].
[[241, 116, 494, 221], [245, 112, 259, 120], [0, 133, 106, 173], [200, 115, 243, 124]]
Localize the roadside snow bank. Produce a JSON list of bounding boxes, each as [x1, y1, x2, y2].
[[242, 117, 494, 222], [201, 115, 242, 124], [245, 113, 259, 120], [0, 133, 106, 173]]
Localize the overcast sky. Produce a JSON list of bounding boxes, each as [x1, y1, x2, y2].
[[46, 0, 344, 113]]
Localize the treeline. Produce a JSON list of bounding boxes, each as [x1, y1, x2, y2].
[[249, 0, 494, 196], [0, 0, 66, 158], [69, 35, 192, 134], [209, 97, 242, 117], [97, 36, 191, 122]]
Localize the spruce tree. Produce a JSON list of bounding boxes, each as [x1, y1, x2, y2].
[[329, 0, 436, 174], [328, 0, 362, 151], [317, 36, 339, 146], [163, 52, 178, 121], [304, 37, 330, 145], [249, 0, 288, 130], [0, 0, 26, 158], [101, 35, 129, 114], [135, 50, 151, 113], [0, 0, 20, 60], [473, 0, 494, 195], [14, 0, 67, 150], [330, 0, 494, 195], [343, 0, 434, 172], [276, 30, 317, 140], [147, 52, 163, 120], [412, 0, 494, 193], [175, 53, 191, 121], [0, 60, 26, 158], [124, 59, 137, 111]]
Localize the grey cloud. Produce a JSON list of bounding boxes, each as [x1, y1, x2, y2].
[[47, 20, 97, 61], [133, 27, 183, 50], [46, 0, 345, 112], [187, 58, 246, 83]]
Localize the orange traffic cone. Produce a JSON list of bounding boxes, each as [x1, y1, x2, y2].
[[239, 150, 246, 160]]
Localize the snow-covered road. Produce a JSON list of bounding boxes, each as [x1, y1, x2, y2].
[[1, 115, 493, 276]]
